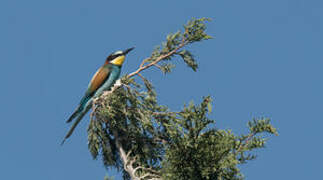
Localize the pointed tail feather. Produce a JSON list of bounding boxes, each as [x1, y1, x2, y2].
[[61, 101, 92, 145], [66, 106, 81, 123], [66, 94, 93, 123]]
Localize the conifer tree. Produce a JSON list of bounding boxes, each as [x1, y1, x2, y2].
[[86, 18, 277, 180]]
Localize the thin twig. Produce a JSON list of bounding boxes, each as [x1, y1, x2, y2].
[[153, 64, 162, 71], [237, 133, 256, 152], [127, 41, 187, 78], [140, 58, 150, 68], [137, 73, 146, 82]]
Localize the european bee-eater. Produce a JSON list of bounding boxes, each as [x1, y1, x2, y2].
[[61, 47, 134, 145]]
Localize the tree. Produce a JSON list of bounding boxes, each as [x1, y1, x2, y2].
[[86, 18, 278, 180]]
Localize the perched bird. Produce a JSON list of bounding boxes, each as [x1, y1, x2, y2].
[[61, 47, 134, 145]]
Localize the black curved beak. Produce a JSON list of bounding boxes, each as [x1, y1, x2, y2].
[[123, 47, 135, 55]]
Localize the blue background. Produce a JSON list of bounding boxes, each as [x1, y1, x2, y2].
[[1, 0, 322, 179]]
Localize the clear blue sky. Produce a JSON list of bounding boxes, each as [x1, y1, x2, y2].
[[1, 0, 322, 179]]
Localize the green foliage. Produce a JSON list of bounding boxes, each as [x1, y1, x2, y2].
[[86, 18, 277, 180], [148, 18, 211, 74], [183, 17, 213, 43], [177, 50, 198, 71], [88, 83, 165, 171], [159, 98, 277, 180]]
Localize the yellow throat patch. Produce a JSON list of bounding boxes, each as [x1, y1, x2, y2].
[[110, 55, 125, 66]]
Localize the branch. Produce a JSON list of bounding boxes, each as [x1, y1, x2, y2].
[[153, 64, 162, 71], [113, 130, 162, 180], [140, 58, 150, 68], [237, 132, 256, 153], [137, 73, 146, 83], [127, 40, 187, 78], [112, 130, 139, 180]]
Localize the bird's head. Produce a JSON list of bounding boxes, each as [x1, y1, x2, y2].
[[106, 47, 134, 66]]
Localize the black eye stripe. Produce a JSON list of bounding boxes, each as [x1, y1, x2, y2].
[[107, 53, 122, 61]]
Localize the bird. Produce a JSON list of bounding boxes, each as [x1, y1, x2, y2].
[[61, 47, 134, 145]]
